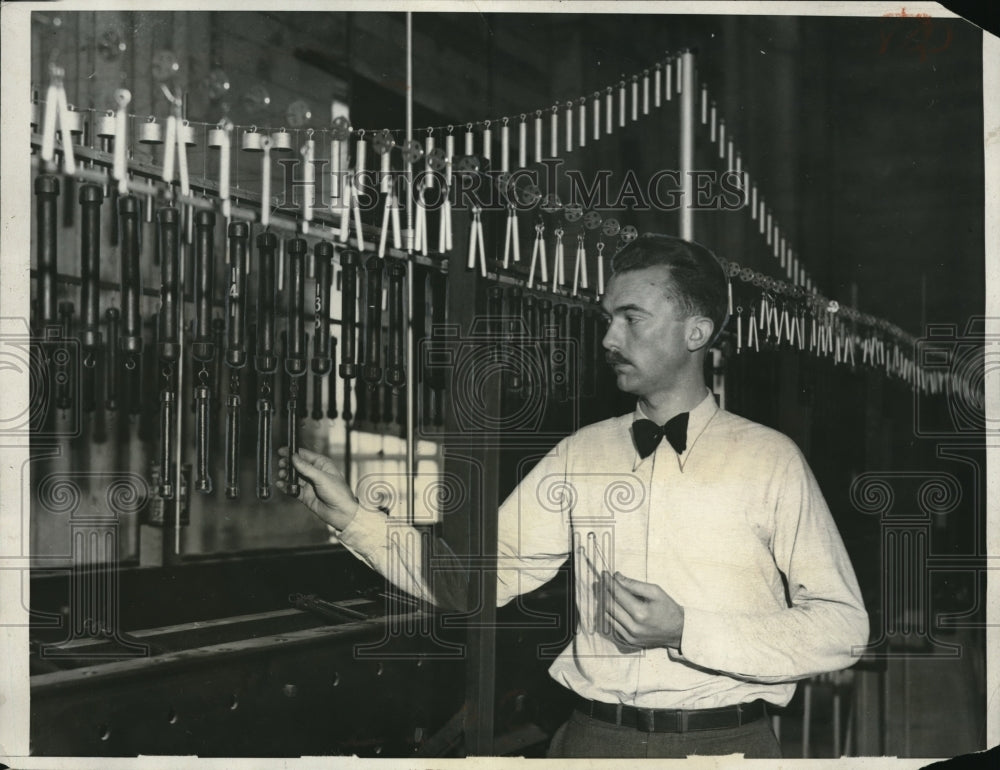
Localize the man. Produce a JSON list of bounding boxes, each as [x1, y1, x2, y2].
[[277, 234, 868, 759]]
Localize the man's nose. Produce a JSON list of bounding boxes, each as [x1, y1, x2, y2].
[[601, 320, 618, 351]]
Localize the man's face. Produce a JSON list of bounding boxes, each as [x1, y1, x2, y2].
[[600, 266, 699, 399]]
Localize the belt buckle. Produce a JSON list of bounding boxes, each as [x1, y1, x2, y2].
[[636, 709, 687, 733]]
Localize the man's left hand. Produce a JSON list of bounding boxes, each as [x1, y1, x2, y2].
[[601, 571, 685, 649]]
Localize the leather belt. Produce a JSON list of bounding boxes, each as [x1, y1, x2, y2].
[[571, 694, 768, 733]]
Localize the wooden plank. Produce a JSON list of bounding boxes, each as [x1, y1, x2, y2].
[[31, 611, 424, 691]]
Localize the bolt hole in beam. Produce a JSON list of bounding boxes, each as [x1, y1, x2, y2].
[[229, 694, 239, 711], [333, 672, 341, 687], [167, 708, 178, 724], [98, 725, 111, 741], [376, 663, 384, 677]]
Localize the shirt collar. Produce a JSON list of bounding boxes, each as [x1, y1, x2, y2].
[[631, 389, 719, 470]]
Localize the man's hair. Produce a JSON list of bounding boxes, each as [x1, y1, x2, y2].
[[610, 233, 729, 343]]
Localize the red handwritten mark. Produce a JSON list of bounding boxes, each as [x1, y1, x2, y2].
[[879, 15, 952, 60], [882, 8, 932, 17]]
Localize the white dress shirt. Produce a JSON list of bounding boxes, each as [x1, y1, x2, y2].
[[336, 390, 869, 709]]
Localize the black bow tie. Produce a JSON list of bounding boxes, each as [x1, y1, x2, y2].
[[632, 413, 689, 458]]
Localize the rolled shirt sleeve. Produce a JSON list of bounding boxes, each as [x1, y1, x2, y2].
[[496, 440, 573, 606], [334, 438, 573, 611], [336, 506, 432, 603]]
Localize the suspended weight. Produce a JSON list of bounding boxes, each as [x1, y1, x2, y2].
[[270, 128, 293, 152], [241, 128, 263, 152], [96, 110, 116, 139], [138, 116, 164, 144]]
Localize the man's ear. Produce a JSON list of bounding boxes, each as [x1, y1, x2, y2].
[[686, 316, 715, 351]]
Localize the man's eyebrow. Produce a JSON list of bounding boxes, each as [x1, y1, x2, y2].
[[603, 303, 652, 315]]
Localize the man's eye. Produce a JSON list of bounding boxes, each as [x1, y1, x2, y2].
[[626, 315, 639, 325]]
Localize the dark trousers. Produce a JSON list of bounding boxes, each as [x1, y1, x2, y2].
[[546, 708, 783, 759]]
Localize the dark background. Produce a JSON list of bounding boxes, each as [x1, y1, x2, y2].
[[25, 7, 988, 759]]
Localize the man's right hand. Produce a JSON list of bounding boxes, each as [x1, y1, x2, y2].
[[277, 446, 361, 532]]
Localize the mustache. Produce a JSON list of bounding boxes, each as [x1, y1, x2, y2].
[[605, 351, 631, 366]]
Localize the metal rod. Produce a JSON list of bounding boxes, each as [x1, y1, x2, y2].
[[224, 222, 250, 499], [342, 365, 353, 423], [361, 255, 384, 392], [284, 237, 308, 496], [538, 298, 552, 400], [225, 373, 241, 500], [192, 210, 217, 362], [118, 195, 143, 367], [405, 11, 414, 250], [286, 385, 299, 493], [553, 304, 568, 402], [192, 209, 217, 495], [255, 231, 279, 500], [339, 249, 359, 381], [79, 183, 103, 412], [405, 10, 417, 525], [104, 308, 120, 411], [313, 240, 334, 421], [312, 241, 334, 374], [679, 49, 696, 240], [257, 387, 274, 500], [35, 175, 60, 329], [194, 381, 212, 494], [256, 234, 278, 371], [172, 261, 185, 557], [159, 389, 176, 499], [56, 302, 74, 411], [386, 258, 406, 390], [157, 207, 182, 356], [156, 205, 181, 505], [428, 272, 447, 427], [326, 336, 339, 420], [211, 318, 225, 412], [506, 287, 523, 392], [225, 222, 250, 367], [285, 239, 308, 373], [78, 184, 103, 351]]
